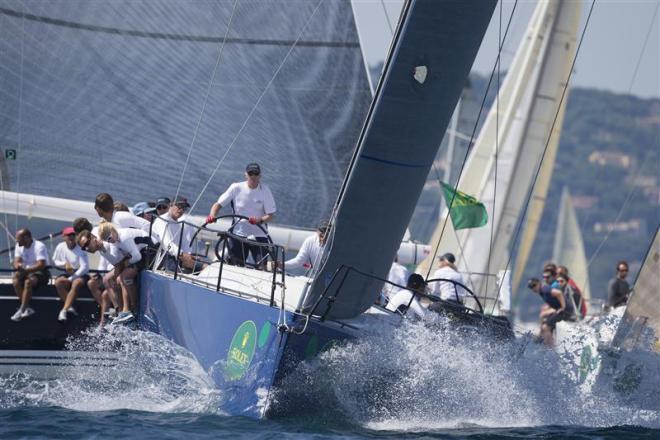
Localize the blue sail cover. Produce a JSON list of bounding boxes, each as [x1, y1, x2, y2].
[[304, 0, 497, 319], [0, 0, 371, 229]]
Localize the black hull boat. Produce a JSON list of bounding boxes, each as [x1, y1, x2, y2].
[[0, 281, 116, 378]]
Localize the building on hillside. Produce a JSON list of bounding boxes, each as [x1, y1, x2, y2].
[[571, 195, 599, 209], [593, 219, 647, 235], [588, 151, 634, 169]]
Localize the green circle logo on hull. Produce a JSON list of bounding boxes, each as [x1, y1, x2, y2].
[[225, 320, 258, 381]]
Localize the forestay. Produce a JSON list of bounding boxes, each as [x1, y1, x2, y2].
[[0, 0, 371, 230], [303, 0, 496, 319]]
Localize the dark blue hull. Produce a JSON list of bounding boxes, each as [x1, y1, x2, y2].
[[138, 271, 352, 418]]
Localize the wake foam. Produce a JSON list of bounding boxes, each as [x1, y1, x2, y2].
[[276, 314, 660, 430], [0, 327, 220, 414]]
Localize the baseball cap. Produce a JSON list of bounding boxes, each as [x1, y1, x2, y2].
[[156, 197, 171, 208], [173, 196, 190, 208], [246, 163, 261, 174], [132, 202, 155, 216], [439, 252, 456, 264], [317, 220, 330, 233], [62, 226, 76, 236]]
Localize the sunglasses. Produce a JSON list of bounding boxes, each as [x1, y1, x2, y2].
[[247, 171, 260, 176]]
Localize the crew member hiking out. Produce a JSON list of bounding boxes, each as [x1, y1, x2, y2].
[[207, 162, 276, 269], [527, 276, 574, 347], [52, 226, 89, 322], [10, 229, 51, 321]]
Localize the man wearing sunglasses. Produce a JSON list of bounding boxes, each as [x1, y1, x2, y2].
[[206, 162, 276, 268], [607, 260, 630, 309], [77, 226, 147, 325], [152, 196, 206, 273]]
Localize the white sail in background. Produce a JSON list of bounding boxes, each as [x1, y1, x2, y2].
[[552, 187, 591, 299], [418, 0, 581, 311], [510, 92, 568, 295]]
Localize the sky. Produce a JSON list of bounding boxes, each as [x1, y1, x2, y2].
[[352, 0, 660, 99]]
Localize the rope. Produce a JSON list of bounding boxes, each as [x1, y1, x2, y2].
[[493, 0, 597, 307], [14, 5, 24, 235], [379, 0, 394, 35], [485, 0, 503, 304], [189, 0, 324, 214], [577, 2, 659, 233], [424, 0, 520, 281], [582, 2, 659, 266], [173, 0, 239, 203]]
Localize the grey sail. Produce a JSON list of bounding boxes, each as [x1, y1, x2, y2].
[[0, 0, 371, 229], [610, 227, 660, 353], [303, 0, 497, 319]]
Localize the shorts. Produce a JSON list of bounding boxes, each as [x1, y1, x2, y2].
[[543, 310, 572, 329], [56, 273, 90, 284], [22, 269, 50, 290]]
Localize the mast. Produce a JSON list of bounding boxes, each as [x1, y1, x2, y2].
[[302, 0, 497, 319]]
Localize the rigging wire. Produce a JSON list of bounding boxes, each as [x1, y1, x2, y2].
[[379, 0, 394, 35], [577, 1, 659, 233], [14, 3, 24, 240], [484, 0, 503, 304], [580, 2, 659, 266], [173, 0, 239, 203], [188, 0, 324, 214], [424, 0, 520, 281], [491, 0, 598, 308]]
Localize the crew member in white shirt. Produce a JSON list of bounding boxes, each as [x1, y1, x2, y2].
[[381, 256, 409, 305], [152, 196, 206, 273], [73, 217, 115, 323], [207, 162, 276, 268], [77, 225, 147, 325], [386, 273, 428, 319], [94, 192, 155, 239], [52, 227, 89, 322], [11, 228, 51, 321], [281, 220, 328, 274], [430, 252, 468, 304]]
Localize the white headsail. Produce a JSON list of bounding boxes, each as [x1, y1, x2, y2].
[[418, 0, 581, 312], [551, 187, 591, 300]]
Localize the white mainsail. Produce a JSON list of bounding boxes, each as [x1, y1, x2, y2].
[[418, 0, 581, 311], [551, 187, 591, 299]]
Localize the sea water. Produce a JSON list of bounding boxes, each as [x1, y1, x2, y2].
[[0, 314, 658, 439]]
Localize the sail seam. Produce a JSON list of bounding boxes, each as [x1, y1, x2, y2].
[[0, 7, 358, 48]]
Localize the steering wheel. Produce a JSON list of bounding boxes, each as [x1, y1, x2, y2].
[[189, 214, 274, 268]]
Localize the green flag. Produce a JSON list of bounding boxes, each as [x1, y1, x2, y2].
[[440, 182, 488, 230]]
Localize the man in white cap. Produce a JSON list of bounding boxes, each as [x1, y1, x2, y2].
[[207, 162, 276, 268]]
